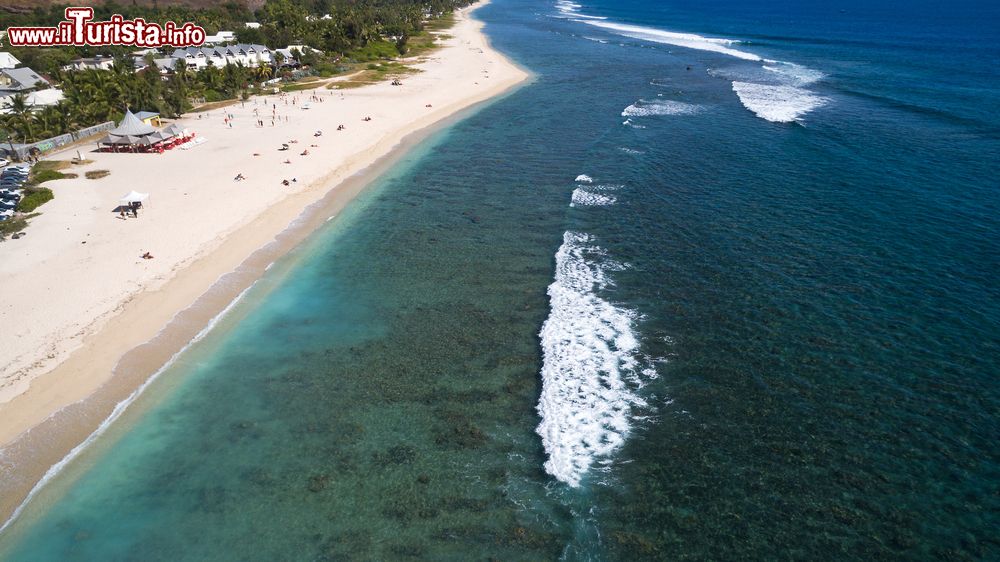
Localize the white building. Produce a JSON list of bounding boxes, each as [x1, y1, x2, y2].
[[0, 52, 20, 70], [203, 31, 237, 45], [276, 45, 322, 66], [61, 56, 115, 72], [166, 44, 272, 71]]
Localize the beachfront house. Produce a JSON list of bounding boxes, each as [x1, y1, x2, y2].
[[0, 67, 49, 95], [0, 52, 21, 70], [61, 56, 116, 72], [276, 45, 322, 67]]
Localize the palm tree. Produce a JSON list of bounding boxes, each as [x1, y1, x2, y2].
[[256, 64, 273, 81], [6, 94, 35, 142]]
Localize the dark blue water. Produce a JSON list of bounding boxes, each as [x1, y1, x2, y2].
[[1, 0, 998, 559]]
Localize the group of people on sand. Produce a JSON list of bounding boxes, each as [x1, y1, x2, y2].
[[118, 201, 143, 219]]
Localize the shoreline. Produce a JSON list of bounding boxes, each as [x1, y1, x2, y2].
[[0, 0, 528, 529]]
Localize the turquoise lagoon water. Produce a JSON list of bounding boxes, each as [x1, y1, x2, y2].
[[2, 0, 999, 559]]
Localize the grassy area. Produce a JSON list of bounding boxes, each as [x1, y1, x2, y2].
[[4, 159, 75, 216], [0, 213, 39, 240], [328, 61, 421, 90], [34, 160, 73, 171], [85, 170, 110, 179], [16, 187, 53, 212], [348, 40, 401, 62], [280, 79, 325, 93], [31, 169, 67, 183], [189, 99, 240, 113], [424, 12, 456, 32], [31, 159, 73, 178]]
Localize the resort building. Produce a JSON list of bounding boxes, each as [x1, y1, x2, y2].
[[166, 44, 272, 70]]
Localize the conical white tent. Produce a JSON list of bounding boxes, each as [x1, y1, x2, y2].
[[108, 110, 157, 137]]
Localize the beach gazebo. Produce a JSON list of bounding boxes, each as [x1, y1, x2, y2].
[[98, 111, 194, 153], [99, 111, 160, 151], [108, 110, 157, 137]]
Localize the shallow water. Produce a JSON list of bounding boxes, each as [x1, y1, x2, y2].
[[2, 0, 999, 559]]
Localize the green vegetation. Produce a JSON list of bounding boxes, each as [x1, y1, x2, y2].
[[0, 1, 467, 145], [330, 61, 421, 89], [16, 187, 54, 213], [31, 168, 68, 184], [350, 40, 404, 62], [281, 79, 326, 92], [85, 170, 111, 180], [0, 213, 39, 240]]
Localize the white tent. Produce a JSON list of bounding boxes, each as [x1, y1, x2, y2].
[[119, 191, 150, 205]]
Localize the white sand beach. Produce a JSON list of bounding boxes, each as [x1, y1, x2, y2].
[[0, 0, 526, 459]]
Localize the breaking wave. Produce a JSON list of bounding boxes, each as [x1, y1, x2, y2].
[[575, 174, 593, 183], [571, 188, 616, 207], [732, 81, 828, 123], [622, 99, 703, 117], [536, 231, 655, 487], [762, 61, 826, 86], [554, 1, 831, 123]]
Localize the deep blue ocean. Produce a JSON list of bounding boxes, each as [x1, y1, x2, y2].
[[1, 0, 998, 559]]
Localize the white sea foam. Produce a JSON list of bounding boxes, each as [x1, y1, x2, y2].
[[731, 81, 828, 123], [580, 20, 762, 61], [622, 99, 702, 117], [555, 0, 760, 61], [762, 61, 826, 86], [536, 232, 653, 487], [553, 2, 832, 122], [619, 147, 644, 155], [571, 188, 616, 207], [575, 174, 593, 183]]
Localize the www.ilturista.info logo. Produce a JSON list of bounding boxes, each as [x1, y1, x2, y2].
[[5, 7, 206, 47]]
